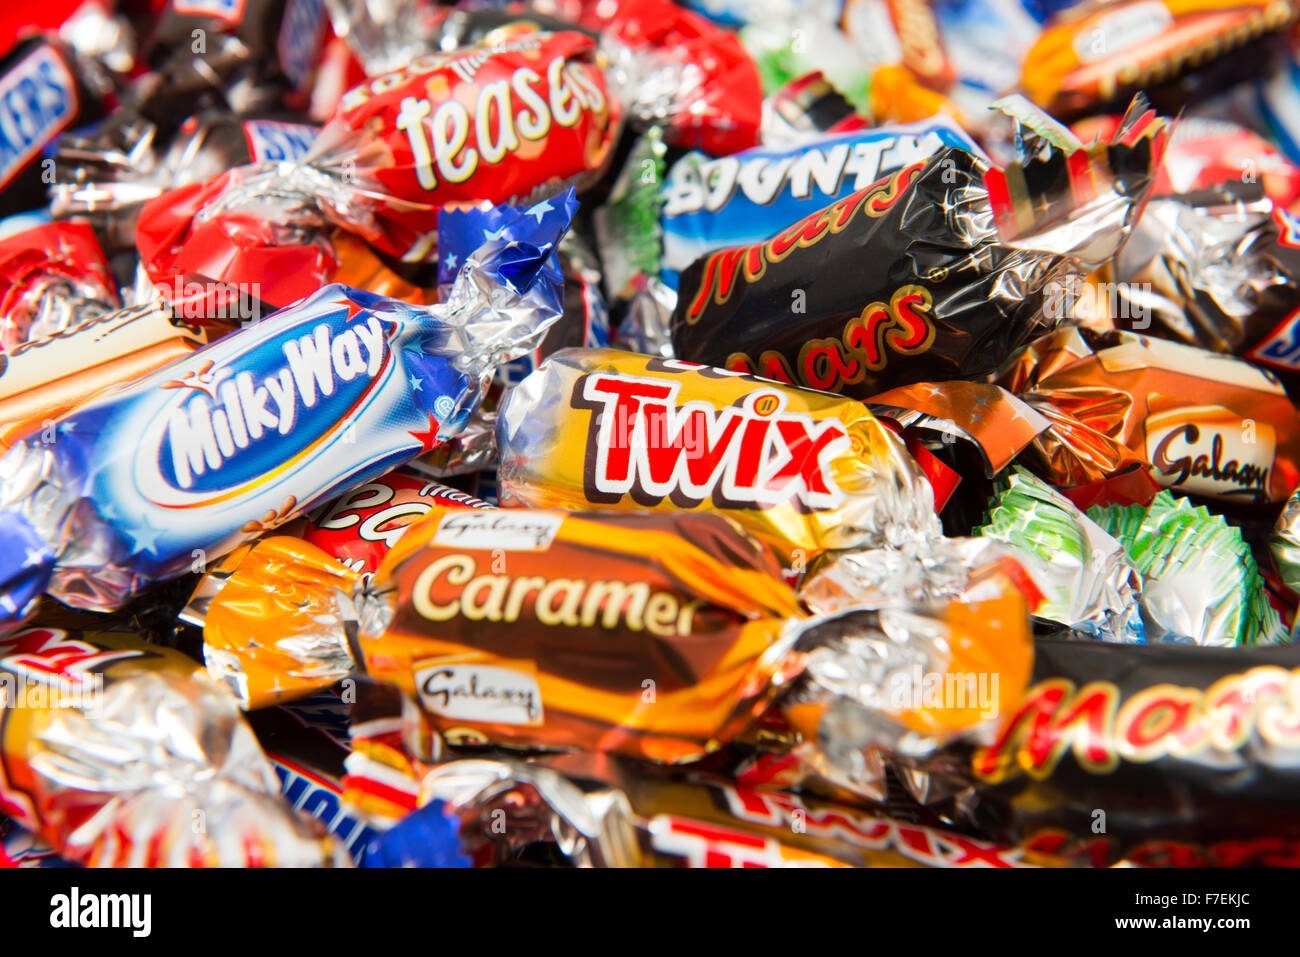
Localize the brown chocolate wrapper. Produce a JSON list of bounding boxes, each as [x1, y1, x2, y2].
[[196, 506, 806, 764], [996, 326, 1300, 504], [939, 635, 1300, 867]]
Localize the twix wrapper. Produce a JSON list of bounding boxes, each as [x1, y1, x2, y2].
[[398, 755, 1066, 868], [496, 348, 941, 570], [0, 625, 348, 867], [998, 327, 1300, 504], [193, 505, 805, 763]]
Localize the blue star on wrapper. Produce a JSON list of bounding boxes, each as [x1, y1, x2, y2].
[[361, 800, 470, 868], [436, 188, 577, 296]]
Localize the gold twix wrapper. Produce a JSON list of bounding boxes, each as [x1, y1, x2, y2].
[[495, 348, 940, 569]]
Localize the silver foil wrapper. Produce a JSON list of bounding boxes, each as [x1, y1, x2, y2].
[[972, 467, 1146, 643], [19, 670, 350, 867], [418, 759, 640, 868]]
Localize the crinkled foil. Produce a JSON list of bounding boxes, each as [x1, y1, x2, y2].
[[418, 759, 641, 868], [29, 670, 350, 867], [1092, 492, 1287, 646], [1272, 488, 1300, 599], [974, 467, 1146, 642], [1111, 184, 1288, 352]]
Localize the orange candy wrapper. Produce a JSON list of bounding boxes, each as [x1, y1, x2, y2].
[[997, 327, 1300, 504], [189, 502, 1037, 772]]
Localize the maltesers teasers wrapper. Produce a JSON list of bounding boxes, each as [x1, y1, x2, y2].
[[667, 96, 1167, 399], [0, 193, 574, 632], [495, 347, 942, 568], [0, 625, 350, 867], [997, 326, 1300, 504]]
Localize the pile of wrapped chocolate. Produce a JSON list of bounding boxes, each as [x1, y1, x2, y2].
[[5, 0, 1300, 870]]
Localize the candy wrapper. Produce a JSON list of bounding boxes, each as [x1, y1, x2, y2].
[[191, 505, 806, 761], [938, 636, 1300, 866], [1086, 491, 1287, 646], [760, 71, 871, 147], [0, 625, 350, 866], [145, 0, 329, 105], [604, 116, 979, 294], [0, 221, 118, 350], [0, 300, 217, 445], [275, 466, 494, 575], [52, 110, 319, 259], [756, 547, 1038, 802], [495, 347, 941, 569], [974, 467, 1146, 642], [374, 754, 1064, 867], [997, 326, 1300, 504], [135, 29, 619, 284], [1109, 181, 1300, 369], [1018, 0, 1298, 120], [305, 29, 619, 258], [666, 96, 1167, 399], [0, 193, 574, 631], [0, 37, 109, 219]]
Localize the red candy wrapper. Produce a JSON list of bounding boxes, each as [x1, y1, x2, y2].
[[317, 29, 621, 257], [0, 221, 119, 349]]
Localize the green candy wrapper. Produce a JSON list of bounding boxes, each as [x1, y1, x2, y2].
[[974, 468, 1144, 643], [1089, 493, 1287, 648]]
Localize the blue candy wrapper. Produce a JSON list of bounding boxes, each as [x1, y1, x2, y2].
[[0, 191, 577, 630]]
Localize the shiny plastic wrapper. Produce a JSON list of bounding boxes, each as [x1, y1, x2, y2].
[[0, 625, 349, 867], [495, 347, 942, 568]]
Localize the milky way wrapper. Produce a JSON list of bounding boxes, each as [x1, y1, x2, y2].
[[0, 625, 348, 867], [934, 637, 1300, 867], [998, 327, 1300, 504], [495, 347, 941, 569], [0, 196, 573, 634], [195, 506, 805, 764], [665, 99, 1166, 399]]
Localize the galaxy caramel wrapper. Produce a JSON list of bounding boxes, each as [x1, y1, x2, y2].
[[495, 347, 941, 568], [666, 99, 1166, 400], [940, 636, 1300, 866], [195, 505, 806, 764], [997, 326, 1300, 504]]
